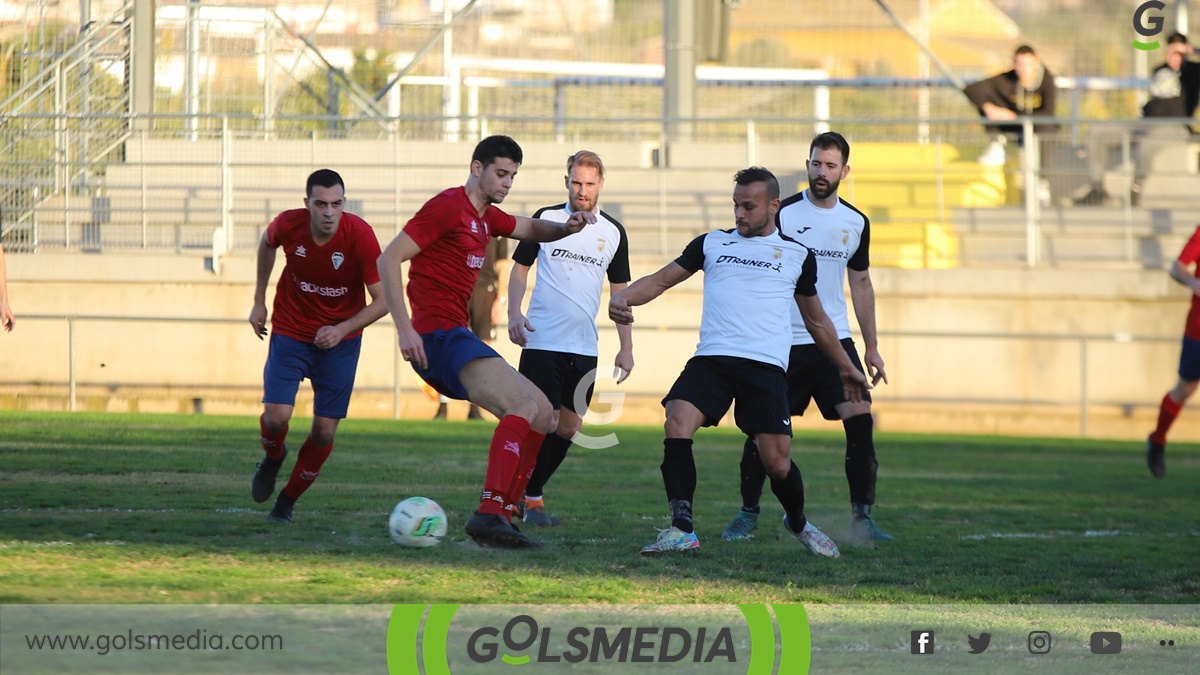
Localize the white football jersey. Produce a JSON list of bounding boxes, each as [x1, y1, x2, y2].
[[777, 192, 870, 345], [513, 204, 630, 356], [675, 228, 817, 370]]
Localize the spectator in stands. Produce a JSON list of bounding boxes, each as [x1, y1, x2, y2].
[[964, 45, 1058, 205], [1078, 34, 1200, 206], [0, 242, 14, 332]]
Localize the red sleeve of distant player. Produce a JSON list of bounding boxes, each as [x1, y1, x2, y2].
[[1178, 225, 1200, 267]]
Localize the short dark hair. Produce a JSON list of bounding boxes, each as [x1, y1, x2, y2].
[[306, 169, 344, 196], [810, 131, 850, 164], [1014, 44, 1037, 57], [733, 166, 779, 200], [472, 135, 523, 168], [1167, 32, 1189, 46]]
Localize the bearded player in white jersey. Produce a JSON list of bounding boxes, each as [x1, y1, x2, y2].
[[720, 131, 893, 546], [610, 166, 869, 558], [507, 150, 634, 527]]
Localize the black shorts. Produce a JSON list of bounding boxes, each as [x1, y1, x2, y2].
[[518, 349, 599, 413], [787, 338, 871, 420], [663, 356, 791, 437]]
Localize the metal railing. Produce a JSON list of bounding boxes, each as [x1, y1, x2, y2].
[[6, 314, 1180, 438]]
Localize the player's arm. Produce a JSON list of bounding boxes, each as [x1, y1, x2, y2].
[[1169, 259, 1200, 295], [506, 262, 533, 347], [378, 232, 429, 369], [608, 262, 692, 326], [848, 268, 887, 386], [609, 281, 634, 383], [250, 229, 278, 339], [508, 211, 595, 242], [313, 282, 389, 350], [796, 292, 868, 403]]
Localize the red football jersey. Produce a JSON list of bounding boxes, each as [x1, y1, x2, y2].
[[267, 209, 382, 342], [403, 187, 516, 334], [1177, 225, 1200, 341]]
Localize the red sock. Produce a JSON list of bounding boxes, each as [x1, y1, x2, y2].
[[479, 416, 531, 516], [1151, 393, 1183, 445], [259, 414, 288, 461], [280, 436, 333, 500], [505, 430, 546, 519]]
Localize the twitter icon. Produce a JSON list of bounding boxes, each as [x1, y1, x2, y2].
[[968, 633, 992, 654]]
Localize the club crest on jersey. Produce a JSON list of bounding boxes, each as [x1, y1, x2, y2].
[[842, 229, 850, 246], [295, 245, 307, 258], [772, 246, 782, 259], [596, 236, 607, 252], [331, 252, 344, 270], [470, 220, 479, 233]]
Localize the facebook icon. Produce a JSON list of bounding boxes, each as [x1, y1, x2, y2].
[[911, 630, 935, 655]]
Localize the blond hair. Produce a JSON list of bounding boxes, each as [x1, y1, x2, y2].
[[567, 150, 605, 180]]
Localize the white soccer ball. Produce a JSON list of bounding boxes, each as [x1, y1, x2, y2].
[[388, 497, 448, 548]]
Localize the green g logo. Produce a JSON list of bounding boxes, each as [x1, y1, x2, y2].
[[1133, 1, 1166, 50]]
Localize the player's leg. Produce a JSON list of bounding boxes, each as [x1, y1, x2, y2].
[[641, 358, 732, 556], [255, 334, 308, 504], [466, 280, 497, 421], [813, 339, 891, 542], [521, 352, 596, 527], [1148, 336, 1200, 478], [268, 336, 361, 524], [734, 360, 839, 558]]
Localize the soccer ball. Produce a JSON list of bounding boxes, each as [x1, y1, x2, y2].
[[388, 497, 448, 548]]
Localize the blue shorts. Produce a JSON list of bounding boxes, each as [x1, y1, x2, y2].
[[263, 333, 362, 419], [1179, 336, 1200, 381], [414, 327, 501, 400]]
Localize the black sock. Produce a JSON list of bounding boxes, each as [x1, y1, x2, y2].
[[843, 413, 878, 506], [662, 438, 696, 533], [524, 433, 572, 497], [769, 461, 806, 533], [739, 436, 767, 511]]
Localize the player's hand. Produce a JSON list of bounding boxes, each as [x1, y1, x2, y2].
[[614, 349, 634, 384], [1, 301, 14, 332], [249, 304, 268, 340], [864, 349, 888, 386], [397, 326, 428, 370], [608, 295, 634, 325], [840, 367, 870, 404], [563, 210, 596, 234], [508, 314, 534, 347], [314, 325, 347, 350]]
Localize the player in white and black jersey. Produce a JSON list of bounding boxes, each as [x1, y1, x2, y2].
[[721, 131, 893, 546], [507, 150, 634, 527], [609, 166, 869, 558]]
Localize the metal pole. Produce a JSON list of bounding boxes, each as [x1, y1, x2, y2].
[[746, 119, 756, 167], [140, 128, 148, 248], [1080, 336, 1088, 437], [221, 116, 232, 252], [186, 0, 200, 141], [1023, 117, 1038, 267], [69, 316, 77, 412], [1122, 129, 1134, 263], [663, 0, 697, 142]]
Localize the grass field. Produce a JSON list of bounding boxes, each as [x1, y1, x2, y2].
[[1, 410, 1198, 673]]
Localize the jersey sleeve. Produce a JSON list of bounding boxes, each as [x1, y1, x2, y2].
[[848, 217, 871, 271], [1178, 225, 1200, 266], [486, 206, 517, 238], [674, 233, 707, 273], [265, 212, 287, 248], [512, 240, 540, 266], [607, 221, 632, 283], [794, 248, 818, 297], [403, 194, 456, 250]]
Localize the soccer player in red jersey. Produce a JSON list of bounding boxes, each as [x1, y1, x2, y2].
[[1147, 224, 1200, 478], [249, 169, 388, 523], [378, 135, 595, 549]]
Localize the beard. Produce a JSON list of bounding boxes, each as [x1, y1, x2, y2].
[[808, 176, 840, 200]]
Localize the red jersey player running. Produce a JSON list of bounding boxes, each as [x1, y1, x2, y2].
[[1147, 224, 1200, 478], [249, 169, 388, 523], [379, 135, 595, 549]]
